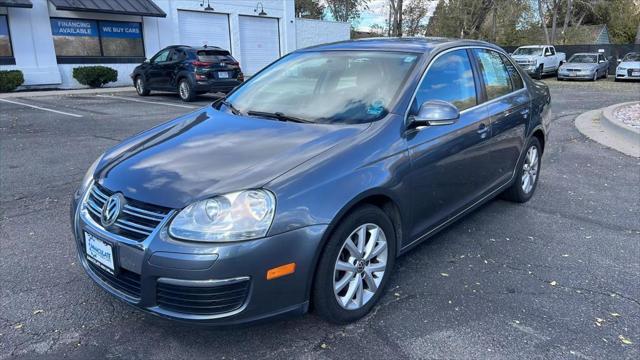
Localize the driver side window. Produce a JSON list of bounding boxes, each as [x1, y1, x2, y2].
[[412, 49, 477, 114], [152, 49, 170, 63]]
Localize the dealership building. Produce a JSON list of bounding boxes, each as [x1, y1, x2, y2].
[[0, 0, 350, 89]]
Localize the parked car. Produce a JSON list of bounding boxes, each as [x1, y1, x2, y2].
[[615, 52, 640, 82], [557, 53, 609, 81], [131, 45, 244, 102], [511, 45, 566, 79], [72, 38, 551, 325]]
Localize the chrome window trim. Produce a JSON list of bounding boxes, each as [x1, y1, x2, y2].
[[403, 45, 529, 127]]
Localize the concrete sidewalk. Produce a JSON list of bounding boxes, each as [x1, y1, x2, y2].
[[0, 86, 135, 99]]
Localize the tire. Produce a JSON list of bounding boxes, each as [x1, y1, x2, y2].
[[178, 79, 195, 102], [592, 72, 598, 81], [313, 205, 396, 324], [501, 137, 542, 203], [134, 76, 150, 96], [535, 65, 544, 80]]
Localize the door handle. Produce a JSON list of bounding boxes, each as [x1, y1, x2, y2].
[[477, 123, 490, 135], [520, 109, 530, 118]]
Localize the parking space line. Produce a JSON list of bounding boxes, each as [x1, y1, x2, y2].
[[0, 98, 83, 118], [96, 95, 198, 109]]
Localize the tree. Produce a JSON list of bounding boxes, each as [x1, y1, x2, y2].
[[426, 0, 495, 39], [402, 0, 431, 36], [295, 0, 325, 19], [389, 0, 404, 37], [325, 0, 370, 23]]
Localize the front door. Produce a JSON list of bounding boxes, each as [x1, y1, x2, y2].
[[147, 48, 171, 89], [404, 49, 494, 243]]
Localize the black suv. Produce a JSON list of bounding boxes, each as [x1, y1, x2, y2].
[[131, 45, 244, 102]]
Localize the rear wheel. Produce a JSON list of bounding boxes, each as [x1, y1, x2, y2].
[[135, 76, 150, 96], [535, 65, 544, 80], [501, 137, 542, 203], [313, 205, 396, 324], [178, 79, 195, 102]]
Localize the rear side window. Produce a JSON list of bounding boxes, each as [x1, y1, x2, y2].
[[196, 50, 235, 63], [474, 49, 512, 100], [413, 49, 477, 112], [500, 54, 524, 90]]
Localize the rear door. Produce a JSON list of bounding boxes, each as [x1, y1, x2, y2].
[[472, 48, 530, 188]]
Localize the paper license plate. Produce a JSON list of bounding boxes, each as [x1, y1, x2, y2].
[[85, 232, 115, 274]]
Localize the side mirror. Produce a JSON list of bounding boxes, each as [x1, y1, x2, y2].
[[409, 100, 460, 128], [617, 59, 622, 64]]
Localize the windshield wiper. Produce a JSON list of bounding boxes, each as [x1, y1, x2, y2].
[[220, 99, 243, 116], [246, 110, 313, 123]]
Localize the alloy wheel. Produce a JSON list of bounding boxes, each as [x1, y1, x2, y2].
[[179, 81, 189, 100], [136, 78, 144, 94], [333, 223, 388, 310], [521, 145, 539, 194]]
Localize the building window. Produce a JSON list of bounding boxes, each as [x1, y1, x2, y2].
[[50, 18, 144, 61], [0, 15, 12, 58]]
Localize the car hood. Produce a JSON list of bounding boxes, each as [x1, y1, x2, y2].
[[561, 63, 597, 70], [511, 55, 538, 62], [619, 61, 640, 68], [96, 106, 368, 209]]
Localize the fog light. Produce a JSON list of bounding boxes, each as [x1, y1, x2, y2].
[[266, 263, 296, 280]]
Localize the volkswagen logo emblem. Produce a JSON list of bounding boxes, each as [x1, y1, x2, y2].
[[101, 193, 124, 227]]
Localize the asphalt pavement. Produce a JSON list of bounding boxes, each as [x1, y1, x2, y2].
[[1, 78, 639, 359]]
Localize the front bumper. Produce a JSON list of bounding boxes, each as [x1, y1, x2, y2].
[[71, 188, 327, 325], [557, 71, 595, 80], [616, 69, 640, 80], [518, 65, 538, 74]]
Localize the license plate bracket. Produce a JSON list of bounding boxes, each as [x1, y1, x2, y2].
[[218, 71, 230, 79], [85, 232, 117, 275]]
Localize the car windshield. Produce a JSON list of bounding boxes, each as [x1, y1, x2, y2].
[[569, 54, 597, 63], [513, 48, 542, 56], [223, 51, 420, 124], [622, 53, 640, 62]]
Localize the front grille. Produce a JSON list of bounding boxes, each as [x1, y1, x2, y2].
[[156, 279, 250, 315], [84, 183, 171, 241], [566, 68, 581, 72], [628, 69, 640, 76], [87, 261, 141, 299]]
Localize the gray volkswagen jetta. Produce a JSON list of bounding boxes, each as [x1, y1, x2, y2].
[[71, 38, 551, 325]]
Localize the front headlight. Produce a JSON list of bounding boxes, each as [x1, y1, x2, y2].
[[169, 189, 276, 242], [618, 66, 626, 71], [78, 155, 102, 195]]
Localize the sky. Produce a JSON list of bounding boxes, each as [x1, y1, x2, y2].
[[321, 0, 439, 31]]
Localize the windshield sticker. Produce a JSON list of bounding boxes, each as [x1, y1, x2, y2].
[[404, 56, 417, 63], [368, 100, 385, 116]]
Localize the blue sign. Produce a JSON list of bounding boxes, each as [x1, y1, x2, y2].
[[99, 21, 141, 39], [50, 19, 98, 37], [0, 15, 9, 37]]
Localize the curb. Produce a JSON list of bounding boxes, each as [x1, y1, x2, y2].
[[0, 86, 135, 99], [575, 107, 639, 158], [601, 101, 640, 145]]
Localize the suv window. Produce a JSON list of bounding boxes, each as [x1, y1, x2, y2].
[[196, 50, 235, 63], [412, 49, 477, 112], [152, 49, 170, 63], [500, 54, 524, 91], [474, 49, 512, 100], [547, 47, 555, 56]]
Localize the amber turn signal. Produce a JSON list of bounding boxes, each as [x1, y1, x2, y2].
[[266, 263, 296, 280]]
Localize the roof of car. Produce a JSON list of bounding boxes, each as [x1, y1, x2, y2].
[[298, 37, 500, 54], [572, 52, 600, 56], [166, 45, 227, 52]]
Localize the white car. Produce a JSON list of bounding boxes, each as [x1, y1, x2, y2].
[[615, 52, 640, 82], [511, 45, 566, 79]]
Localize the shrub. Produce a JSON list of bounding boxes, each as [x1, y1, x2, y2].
[[0, 70, 24, 92], [72, 66, 118, 88]]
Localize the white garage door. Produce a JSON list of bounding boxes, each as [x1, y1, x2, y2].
[[178, 10, 231, 51], [239, 16, 280, 75]]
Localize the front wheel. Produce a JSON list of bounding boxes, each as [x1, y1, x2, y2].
[[313, 205, 396, 324], [535, 65, 544, 80], [592, 72, 598, 81], [135, 76, 150, 96], [501, 137, 542, 203], [178, 79, 195, 102]]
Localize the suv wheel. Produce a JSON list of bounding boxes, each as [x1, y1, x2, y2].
[[178, 79, 195, 102], [501, 137, 542, 203], [313, 205, 396, 324], [135, 76, 150, 96]]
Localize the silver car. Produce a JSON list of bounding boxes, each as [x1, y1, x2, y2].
[[557, 53, 609, 81]]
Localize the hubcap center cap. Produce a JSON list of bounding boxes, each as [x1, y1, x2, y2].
[[355, 260, 366, 273]]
